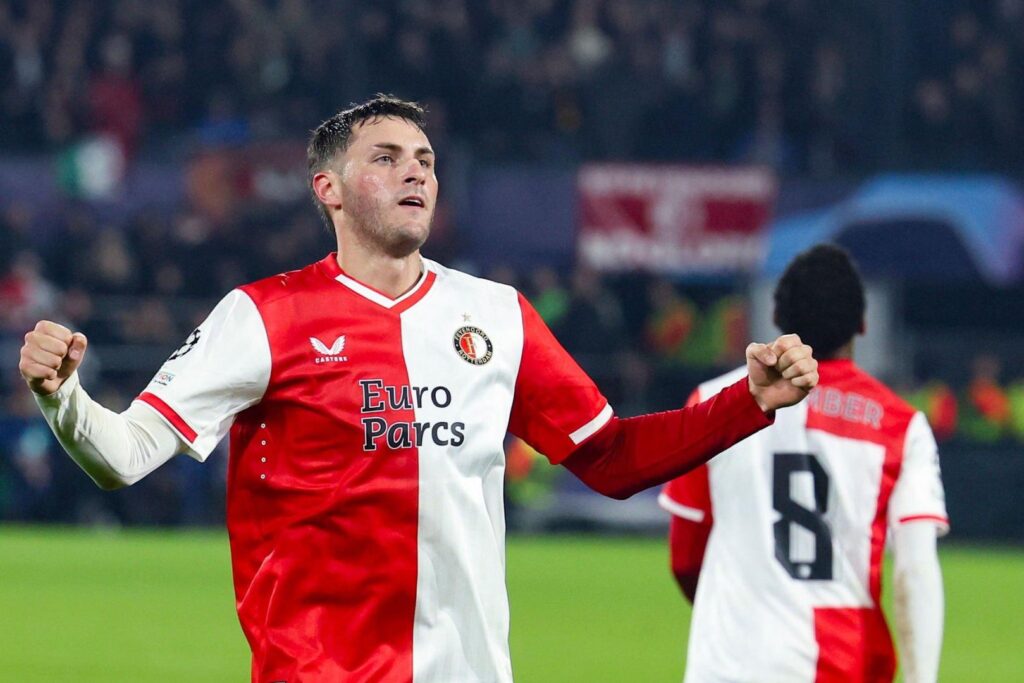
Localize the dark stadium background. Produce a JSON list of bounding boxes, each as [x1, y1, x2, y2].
[[1, 1, 1023, 680]]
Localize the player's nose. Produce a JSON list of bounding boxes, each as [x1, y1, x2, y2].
[[403, 159, 426, 185]]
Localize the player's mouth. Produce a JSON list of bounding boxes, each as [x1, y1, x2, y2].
[[398, 195, 427, 210]]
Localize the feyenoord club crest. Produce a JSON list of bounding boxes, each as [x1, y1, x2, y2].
[[453, 326, 493, 365]]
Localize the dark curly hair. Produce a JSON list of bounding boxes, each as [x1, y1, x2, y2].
[[773, 244, 865, 359], [307, 94, 427, 228]]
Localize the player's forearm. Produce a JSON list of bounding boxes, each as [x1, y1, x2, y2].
[[34, 372, 183, 489], [562, 378, 773, 499], [893, 525, 944, 683]]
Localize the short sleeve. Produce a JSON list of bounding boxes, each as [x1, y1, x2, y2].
[[508, 293, 611, 464], [888, 411, 949, 536], [657, 389, 713, 523], [134, 289, 271, 461]]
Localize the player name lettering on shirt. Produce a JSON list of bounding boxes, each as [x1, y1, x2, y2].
[[358, 379, 466, 451], [806, 386, 883, 429]]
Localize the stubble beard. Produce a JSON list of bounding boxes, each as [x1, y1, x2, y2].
[[345, 190, 432, 259]]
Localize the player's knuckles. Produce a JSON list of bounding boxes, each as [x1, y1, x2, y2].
[[780, 347, 810, 368], [773, 334, 802, 352], [794, 371, 819, 388], [35, 320, 71, 338], [784, 359, 814, 379], [27, 347, 62, 368], [37, 335, 69, 356], [26, 329, 68, 353]]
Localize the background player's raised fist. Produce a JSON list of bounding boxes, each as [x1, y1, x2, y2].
[[18, 321, 89, 396], [746, 333, 818, 413]]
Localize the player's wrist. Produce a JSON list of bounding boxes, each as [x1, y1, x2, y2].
[[31, 371, 79, 403]]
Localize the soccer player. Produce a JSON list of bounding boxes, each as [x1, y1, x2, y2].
[[19, 94, 818, 683], [660, 244, 948, 683]]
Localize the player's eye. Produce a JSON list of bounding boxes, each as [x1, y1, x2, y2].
[[419, 159, 433, 169], [374, 155, 394, 165]]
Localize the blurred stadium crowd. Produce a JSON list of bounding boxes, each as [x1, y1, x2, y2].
[[2, 0, 1024, 171], [2, 0, 1024, 528]]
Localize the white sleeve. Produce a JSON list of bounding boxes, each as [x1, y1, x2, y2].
[[892, 522, 944, 683], [889, 412, 949, 535], [135, 289, 271, 460], [34, 372, 187, 489]]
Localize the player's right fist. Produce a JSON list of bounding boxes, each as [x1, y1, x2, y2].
[[19, 321, 88, 396]]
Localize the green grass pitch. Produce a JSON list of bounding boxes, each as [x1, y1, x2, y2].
[[1, 527, 1021, 681]]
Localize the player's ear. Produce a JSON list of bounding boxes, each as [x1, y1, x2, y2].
[[312, 170, 343, 213]]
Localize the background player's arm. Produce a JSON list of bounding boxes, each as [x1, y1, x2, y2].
[[892, 522, 944, 683], [659, 445, 713, 603], [888, 412, 949, 683], [667, 514, 710, 602]]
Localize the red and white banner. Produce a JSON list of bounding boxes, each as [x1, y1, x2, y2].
[[578, 165, 777, 274]]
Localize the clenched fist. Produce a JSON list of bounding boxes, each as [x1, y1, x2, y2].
[[19, 321, 89, 396], [746, 333, 818, 413]]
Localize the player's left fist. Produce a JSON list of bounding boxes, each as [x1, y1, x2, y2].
[[745, 333, 818, 413]]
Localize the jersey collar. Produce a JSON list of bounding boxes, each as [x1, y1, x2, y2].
[[317, 252, 437, 313]]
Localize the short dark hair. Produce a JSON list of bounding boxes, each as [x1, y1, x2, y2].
[[773, 243, 865, 359], [307, 94, 427, 228]]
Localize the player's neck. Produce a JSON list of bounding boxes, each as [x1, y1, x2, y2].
[[335, 239, 423, 299], [830, 341, 854, 361]]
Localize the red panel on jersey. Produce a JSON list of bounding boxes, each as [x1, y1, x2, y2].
[[508, 293, 609, 463], [136, 391, 198, 442], [228, 263, 421, 682], [813, 607, 896, 683]]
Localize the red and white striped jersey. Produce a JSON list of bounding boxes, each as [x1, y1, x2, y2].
[[135, 254, 611, 683], [660, 360, 949, 683]]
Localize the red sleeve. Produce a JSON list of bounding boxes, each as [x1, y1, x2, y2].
[[658, 390, 713, 522], [657, 388, 713, 603], [509, 292, 611, 464], [561, 376, 773, 499], [669, 514, 710, 602]]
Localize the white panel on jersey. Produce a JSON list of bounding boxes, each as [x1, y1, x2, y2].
[[135, 289, 271, 460], [400, 261, 521, 683]]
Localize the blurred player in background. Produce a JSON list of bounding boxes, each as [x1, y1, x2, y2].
[[661, 244, 948, 683], [19, 94, 819, 683]]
